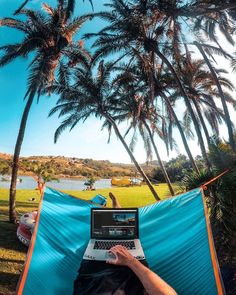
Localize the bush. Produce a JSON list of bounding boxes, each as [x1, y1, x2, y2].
[[181, 139, 236, 294]]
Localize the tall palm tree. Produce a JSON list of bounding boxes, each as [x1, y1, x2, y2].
[[159, 91, 200, 174], [190, 2, 236, 151], [0, 1, 91, 222], [147, 0, 236, 160], [114, 50, 200, 174], [193, 42, 236, 152], [85, 0, 214, 170], [111, 64, 175, 195], [48, 61, 160, 200], [14, 0, 94, 16], [173, 57, 235, 148], [124, 96, 176, 196], [86, 0, 236, 165]]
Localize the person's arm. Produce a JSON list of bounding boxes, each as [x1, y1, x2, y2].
[[107, 245, 177, 295]]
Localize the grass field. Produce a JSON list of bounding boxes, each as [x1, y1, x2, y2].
[[0, 184, 177, 295]]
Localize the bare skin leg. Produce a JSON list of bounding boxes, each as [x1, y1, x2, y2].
[[109, 192, 122, 208]]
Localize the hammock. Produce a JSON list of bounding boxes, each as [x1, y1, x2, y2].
[[16, 186, 225, 295]]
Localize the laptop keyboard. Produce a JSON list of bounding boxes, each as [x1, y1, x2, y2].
[[94, 240, 136, 250]]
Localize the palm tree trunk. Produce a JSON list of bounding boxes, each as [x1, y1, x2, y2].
[[104, 113, 160, 201], [194, 41, 236, 152], [192, 99, 212, 147], [9, 91, 35, 223], [152, 47, 211, 171], [143, 121, 175, 196], [160, 91, 200, 174]]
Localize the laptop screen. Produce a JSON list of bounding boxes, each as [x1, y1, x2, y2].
[[91, 208, 138, 239]]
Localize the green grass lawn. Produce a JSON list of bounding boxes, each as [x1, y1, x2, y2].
[[0, 184, 177, 295]]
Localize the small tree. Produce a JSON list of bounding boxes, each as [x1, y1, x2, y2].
[[0, 163, 11, 176], [84, 177, 96, 190], [30, 163, 59, 185]]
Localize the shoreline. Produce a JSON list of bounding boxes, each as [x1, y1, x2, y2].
[[7, 174, 111, 181]]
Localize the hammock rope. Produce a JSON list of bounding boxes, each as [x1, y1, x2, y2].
[[201, 169, 229, 190]]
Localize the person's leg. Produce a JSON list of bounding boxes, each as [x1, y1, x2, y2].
[[109, 192, 122, 208]]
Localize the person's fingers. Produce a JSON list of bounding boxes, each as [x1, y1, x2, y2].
[[110, 245, 128, 258], [109, 249, 118, 259], [116, 246, 127, 254], [109, 249, 125, 260], [110, 245, 121, 252], [113, 246, 128, 256], [116, 245, 127, 250], [121, 246, 127, 251]]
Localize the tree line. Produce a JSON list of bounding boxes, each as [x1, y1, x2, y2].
[[0, 156, 145, 179]]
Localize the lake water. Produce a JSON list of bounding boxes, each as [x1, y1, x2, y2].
[[0, 176, 112, 190]]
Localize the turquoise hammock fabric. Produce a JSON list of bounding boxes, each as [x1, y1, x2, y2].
[[17, 187, 224, 295]]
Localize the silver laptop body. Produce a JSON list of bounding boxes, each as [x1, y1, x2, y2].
[[83, 208, 145, 261]]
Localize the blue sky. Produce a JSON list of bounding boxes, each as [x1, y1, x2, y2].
[[0, 0, 235, 164]]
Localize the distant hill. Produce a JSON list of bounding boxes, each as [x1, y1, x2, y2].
[[0, 153, 157, 179], [0, 153, 11, 160]]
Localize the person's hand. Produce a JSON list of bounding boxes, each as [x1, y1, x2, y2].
[[106, 245, 136, 266]]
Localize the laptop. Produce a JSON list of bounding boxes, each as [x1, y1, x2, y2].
[[83, 208, 145, 261]]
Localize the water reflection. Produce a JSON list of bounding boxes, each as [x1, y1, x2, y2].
[[0, 176, 111, 190]]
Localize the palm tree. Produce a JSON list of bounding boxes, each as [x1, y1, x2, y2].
[[193, 42, 236, 152], [148, 63, 201, 174], [48, 61, 160, 200], [159, 91, 200, 174], [127, 97, 176, 196], [190, 3, 236, 151], [86, 0, 236, 166], [0, 1, 91, 222], [14, 0, 94, 16], [85, 0, 214, 170], [173, 57, 235, 148], [113, 50, 200, 174], [111, 64, 175, 195]]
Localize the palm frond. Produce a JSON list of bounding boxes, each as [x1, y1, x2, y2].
[[183, 109, 195, 140], [139, 124, 152, 162], [58, 62, 70, 88], [230, 53, 236, 72], [65, 15, 92, 37], [42, 3, 54, 15], [129, 127, 137, 153], [0, 18, 29, 32], [66, 0, 75, 19], [0, 38, 41, 67], [54, 115, 78, 143], [201, 43, 232, 60]]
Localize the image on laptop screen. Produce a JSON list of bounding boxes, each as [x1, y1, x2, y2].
[[92, 209, 138, 239]]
